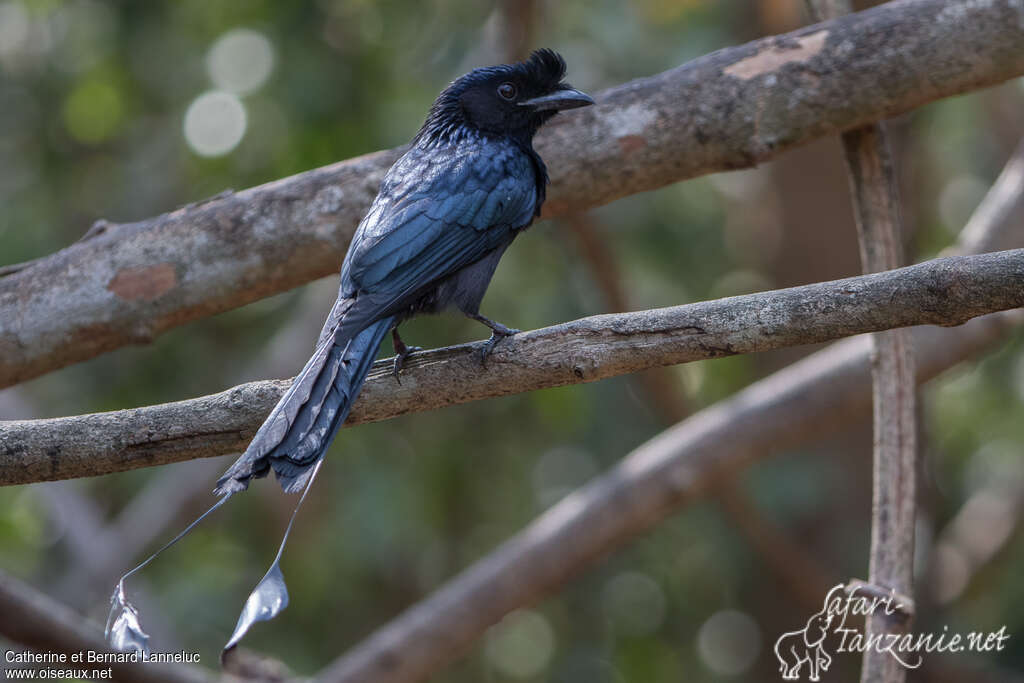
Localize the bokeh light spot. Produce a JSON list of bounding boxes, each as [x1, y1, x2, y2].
[[602, 571, 667, 637], [697, 609, 761, 676], [0, 1, 29, 61], [183, 90, 247, 157], [485, 609, 556, 679], [207, 28, 274, 95], [63, 79, 123, 144]]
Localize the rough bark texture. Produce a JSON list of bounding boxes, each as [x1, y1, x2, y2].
[[314, 310, 1023, 683], [2, 249, 1023, 486], [842, 121, 918, 683], [2, 0, 1024, 387], [807, 0, 918, 677], [313, 132, 1024, 683], [0, 570, 210, 683], [312, 135, 1024, 683]]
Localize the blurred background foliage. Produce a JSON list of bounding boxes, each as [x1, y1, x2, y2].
[[1, 0, 1023, 680]]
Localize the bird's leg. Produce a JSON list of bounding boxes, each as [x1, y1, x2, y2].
[[467, 312, 520, 365], [391, 328, 422, 383]]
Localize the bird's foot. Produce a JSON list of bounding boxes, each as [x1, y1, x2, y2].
[[466, 313, 519, 366], [391, 329, 422, 384], [392, 346, 423, 383], [478, 325, 519, 366]]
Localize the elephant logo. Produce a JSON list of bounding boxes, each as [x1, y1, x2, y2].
[[774, 584, 846, 681]]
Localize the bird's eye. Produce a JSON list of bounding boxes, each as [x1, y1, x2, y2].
[[497, 82, 517, 100]]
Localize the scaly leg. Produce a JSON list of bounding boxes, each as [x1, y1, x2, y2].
[[391, 328, 422, 383], [466, 312, 519, 365]]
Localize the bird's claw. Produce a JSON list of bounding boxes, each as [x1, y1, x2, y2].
[[478, 327, 519, 366], [392, 346, 423, 384]]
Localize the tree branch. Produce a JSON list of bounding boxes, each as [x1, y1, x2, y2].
[[840, 94, 918, 683], [311, 134, 1024, 682], [3, 249, 1022, 486], [313, 309, 1022, 683], [560, 212, 690, 421], [0, 570, 211, 683], [563, 211, 841, 608], [956, 137, 1024, 256], [846, 126, 918, 683], [928, 483, 1024, 606], [808, 0, 919, 675], [2, 0, 1023, 387]]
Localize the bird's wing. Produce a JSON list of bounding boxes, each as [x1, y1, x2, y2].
[[341, 140, 537, 311]]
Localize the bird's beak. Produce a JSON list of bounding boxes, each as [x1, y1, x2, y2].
[[519, 87, 595, 111]]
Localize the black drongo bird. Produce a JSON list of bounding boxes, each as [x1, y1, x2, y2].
[[106, 50, 592, 657], [215, 49, 593, 495]]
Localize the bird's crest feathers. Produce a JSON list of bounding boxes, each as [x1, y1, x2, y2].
[[415, 49, 571, 144]]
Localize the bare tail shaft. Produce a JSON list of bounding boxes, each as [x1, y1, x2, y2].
[[216, 302, 393, 494]]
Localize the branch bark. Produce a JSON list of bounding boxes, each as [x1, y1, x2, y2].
[[561, 212, 690, 421], [3, 249, 1023, 486], [841, 100, 918, 683], [311, 135, 1024, 683], [806, 0, 918, 677], [846, 123, 918, 683], [2, 0, 1023, 387], [313, 309, 1022, 683]]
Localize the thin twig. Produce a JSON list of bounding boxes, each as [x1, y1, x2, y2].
[[954, 137, 1024, 256], [563, 213, 836, 609], [718, 483, 837, 613], [844, 123, 917, 683], [561, 213, 690, 421], [313, 310, 1022, 683], [808, 0, 918, 678], [498, 0, 539, 63], [311, 134, 1024, 683], [3, 249, 1023, 486]]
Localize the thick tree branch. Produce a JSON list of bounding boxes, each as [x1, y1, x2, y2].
[[2, 0, 1023, 387], [315, 309, 1023, 683], [2, 249, 1023, 486], [563, 211, 839, 609], [312, 137, 1024, 682]]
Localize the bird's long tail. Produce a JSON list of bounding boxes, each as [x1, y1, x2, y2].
[[215, 299, 393, 495]]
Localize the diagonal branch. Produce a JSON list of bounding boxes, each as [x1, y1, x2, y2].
[[563, 211, 838, 609], [955, 137, 1024, 256], [3, 0, 1024, 387], [2, 249, 1023, 487], [311, 136, 1024, 682], [313, 310, 1022, 683], [560, 213, 690, 421]]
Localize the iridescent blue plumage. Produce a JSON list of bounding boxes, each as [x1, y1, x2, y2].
[[215, 49, 593, 494]]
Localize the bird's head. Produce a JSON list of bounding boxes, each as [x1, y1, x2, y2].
[[417, 49, 594, 145]]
